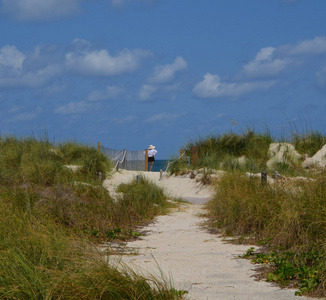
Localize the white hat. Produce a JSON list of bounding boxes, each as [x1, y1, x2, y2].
[[148, 145, 155, 149]]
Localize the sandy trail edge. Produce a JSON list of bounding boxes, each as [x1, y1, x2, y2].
[[103, 170, 315, 300]]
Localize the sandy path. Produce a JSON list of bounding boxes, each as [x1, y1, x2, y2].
[[103, 170, 314, 300]]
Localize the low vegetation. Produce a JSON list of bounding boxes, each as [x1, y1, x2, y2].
[[0, 135, 181, 299]]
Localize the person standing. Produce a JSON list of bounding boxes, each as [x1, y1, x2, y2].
[[148, 145, 157, 172]]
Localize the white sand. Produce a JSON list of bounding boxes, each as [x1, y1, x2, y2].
[[103, 170, 315, 300]]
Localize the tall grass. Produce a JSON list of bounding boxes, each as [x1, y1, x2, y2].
[[292, 131, 326, 157], [179, 129, 273, 172], [116, 175, 170, 224], [0, 136, 180, 299]]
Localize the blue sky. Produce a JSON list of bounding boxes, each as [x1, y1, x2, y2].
[[1, 0, 326, 158]]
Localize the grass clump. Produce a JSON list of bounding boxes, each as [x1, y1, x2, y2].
[[293, 131, 326, 157], [178, 129, 273, 173], [0, 135, 181, 299], [116, 175, 170, 223], [0, 136, 111, 185]]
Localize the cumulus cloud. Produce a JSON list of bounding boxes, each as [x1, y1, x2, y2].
[[280, 36, 326, 56], [87, 85, 124, 101], [0, 64, 61, 89], [10, 110, 40, 122], [54, 101, 90, 114], [110, 0, 129, 9], [111, 115, 136, 124], [316, 65, 326, 87], [66, 48, 152, 76], [1, 0, 82, 22], [139, 84, 157, 101], [193, 73, 275, 99], [241, 47, 290, 78], [109, 0, 157, 10], [238, 36, 326, 82], [0, 45, 25, 70], [146, 112, 180, 123], [6, 105, 42, 122], [39, 83, 68, 97], [0, 45, 61, 89], [149, 56, 187, 83]]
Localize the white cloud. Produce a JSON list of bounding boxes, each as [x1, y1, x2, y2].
[[0, 64, 61, 89], [1, 0, 82, 22], [0, 44, 62, 89], [316, 65, 326, 87], [10, 111, 39, 122], [240, 37, 326, 80], [242, 47, 290, 78], [66, 48, 152, 76], [110, 0, 129, 9], [87, 85, 124, 101], [280, 36, 326, 56], [149, 56, 187, 83], [6, 106, 42, 122], [195, 36, 326, 99], [193, 73, 275, 99], [139, 84, 157, 101], [54, 101, 90, 114], [109, 0, 157, 10], [146, 112, 180, 123], [0, 45, 25, 70], [111, 115, 136, 124], [39, 83, 68, 97]]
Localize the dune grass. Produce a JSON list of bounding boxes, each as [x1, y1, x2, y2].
[[0, 135, 181, 299], [171, 129, 273, 174]]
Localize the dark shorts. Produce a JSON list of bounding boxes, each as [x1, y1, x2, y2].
[[148, 156, 155, 162]]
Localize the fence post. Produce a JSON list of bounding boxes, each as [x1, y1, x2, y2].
[[116, 160, 121, 172], [261, 171, 267, 184], [123, 149, 126, 169], [97, 142, 101, 153], [145, 149, 148, 172], [192, 146, 198, 166]]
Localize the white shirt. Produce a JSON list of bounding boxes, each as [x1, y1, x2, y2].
[[148, 149, 157, 157]]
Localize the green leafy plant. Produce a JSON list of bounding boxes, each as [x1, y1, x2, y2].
[[106, 228, 141, 240]]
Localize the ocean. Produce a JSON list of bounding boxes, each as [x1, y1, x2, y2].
[[150, 159, 170, 172]]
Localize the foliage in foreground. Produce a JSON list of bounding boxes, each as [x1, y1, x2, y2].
[[0, 136, 180, 299], [206, 172, 326, 296]]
